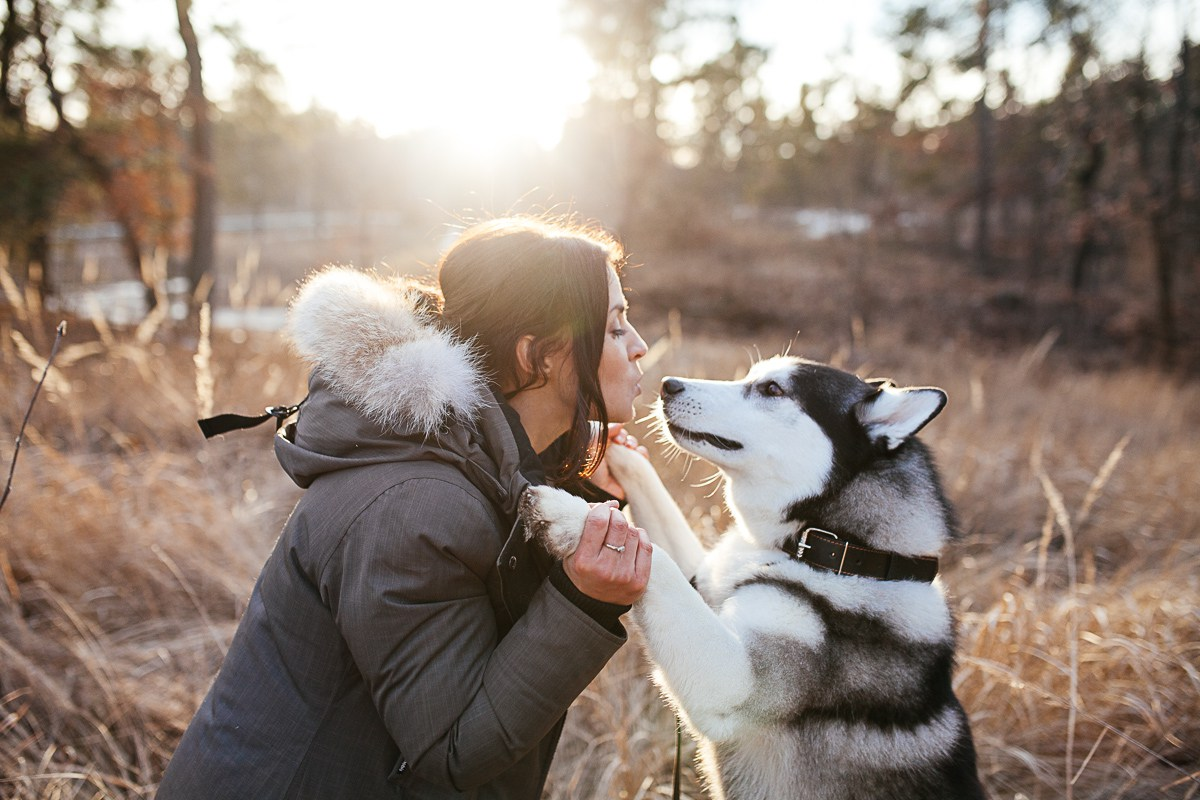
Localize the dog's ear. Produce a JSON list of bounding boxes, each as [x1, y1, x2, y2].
[[855, 384, 947, 451]]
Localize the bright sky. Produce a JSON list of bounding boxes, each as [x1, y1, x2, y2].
[[116, 0, 1194, 152], [218, 0, 594, 150]]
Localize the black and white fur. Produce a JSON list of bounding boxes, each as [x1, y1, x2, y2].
[[522, 356, 985, 800]]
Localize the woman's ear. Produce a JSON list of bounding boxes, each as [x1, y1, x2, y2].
[[514, 334, 537, 381], [512, 334, 570, 393]]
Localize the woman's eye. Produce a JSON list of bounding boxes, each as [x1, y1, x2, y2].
[[762, 381, 784, 397], [610, 327, 626, 338]]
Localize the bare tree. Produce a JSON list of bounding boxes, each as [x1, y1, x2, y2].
[[175, 0, 216, 304], [0, 0, 159, 302], [892, 0, 1007, 274], [972, 0, 997, 275], [1141, 38, 1192, 362]]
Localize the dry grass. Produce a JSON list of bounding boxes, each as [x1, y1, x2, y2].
[[1, 231, 1198, 798]]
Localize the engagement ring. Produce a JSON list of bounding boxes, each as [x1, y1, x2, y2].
[[604, 543, 626, 553]]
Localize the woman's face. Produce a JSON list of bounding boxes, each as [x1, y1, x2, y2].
[[597, 268, 648, 423]]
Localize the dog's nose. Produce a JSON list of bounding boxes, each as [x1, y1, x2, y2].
[[661, 378, 686, 397]]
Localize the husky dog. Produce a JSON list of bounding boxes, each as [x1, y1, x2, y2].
[[522, 356, 985, 800]]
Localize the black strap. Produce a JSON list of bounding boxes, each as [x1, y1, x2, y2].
[[197, 397, 307, 439], [781, 527, 939, 583], [672, 714, 683, 800]]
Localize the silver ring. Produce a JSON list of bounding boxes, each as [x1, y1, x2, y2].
[[603, 543, 626, 553]]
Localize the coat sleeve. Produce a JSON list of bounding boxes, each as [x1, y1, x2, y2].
[[324, 475, 625, 791]]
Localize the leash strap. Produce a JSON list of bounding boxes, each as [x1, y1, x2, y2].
[[197, 397, 307, 439], [672, 714, 683, 800]]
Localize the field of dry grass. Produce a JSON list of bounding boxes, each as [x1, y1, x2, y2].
[[1, 224, 1198, 799]]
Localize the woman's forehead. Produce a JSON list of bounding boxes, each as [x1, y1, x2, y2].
[[607, 268, 626, 309]]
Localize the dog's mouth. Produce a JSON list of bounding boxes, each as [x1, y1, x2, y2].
[[667, 422, 744, 451]]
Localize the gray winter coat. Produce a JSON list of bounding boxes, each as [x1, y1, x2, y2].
[[158, 269, 626, 799]]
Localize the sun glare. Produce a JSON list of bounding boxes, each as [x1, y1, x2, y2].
[[262, 0, 593, 155]]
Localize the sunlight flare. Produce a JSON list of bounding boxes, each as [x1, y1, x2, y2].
[[276, 0, 593, 153]]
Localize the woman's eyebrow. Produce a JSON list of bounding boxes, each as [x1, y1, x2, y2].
[[610, 300, 629, 314]]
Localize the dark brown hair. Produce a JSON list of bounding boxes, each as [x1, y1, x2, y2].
[[437, 215, 625, 484]]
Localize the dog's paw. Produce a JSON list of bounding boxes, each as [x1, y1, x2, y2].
[[518, 486, 592, 559]]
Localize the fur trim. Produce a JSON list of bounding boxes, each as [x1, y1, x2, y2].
[[287, 267, 488, 434]]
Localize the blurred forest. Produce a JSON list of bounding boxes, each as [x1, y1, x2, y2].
[[0, 0, 1197, 366]]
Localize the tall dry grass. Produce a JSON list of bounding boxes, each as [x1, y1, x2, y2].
[[0, 271, 306, 798], [1, 242, 1198, 799]]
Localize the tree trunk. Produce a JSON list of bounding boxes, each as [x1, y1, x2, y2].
[[1, 0, 25, 124], [175, 0, 216, 305], [1069, 125, 1105, 293], [1153, 38, 1190, 363], [1027, 162, 1049, 280], [973, 1, 995, 276]]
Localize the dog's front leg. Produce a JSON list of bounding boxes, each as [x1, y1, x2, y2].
[[634, 547, 755, 742], [523, 485, 755, 739], [604, 445, 706, 579]]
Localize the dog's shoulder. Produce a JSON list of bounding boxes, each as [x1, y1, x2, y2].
[[694, 527, 785, 604], [694, 531, 826, 646]]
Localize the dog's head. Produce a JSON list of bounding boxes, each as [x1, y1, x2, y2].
[[656, 356, 946, 536]]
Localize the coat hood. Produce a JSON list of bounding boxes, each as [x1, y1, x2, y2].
[[286, 267, 488, 435], [274, 267, 529, 513]]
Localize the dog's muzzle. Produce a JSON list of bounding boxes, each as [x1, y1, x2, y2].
[[666, 421, 743, 451], [660, 377, 744, 451]]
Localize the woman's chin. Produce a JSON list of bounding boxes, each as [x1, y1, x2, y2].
[[607, 404, 635, 425], [602, 385, 640, 424]]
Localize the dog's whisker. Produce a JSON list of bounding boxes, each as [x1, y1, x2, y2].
[[700, 475, 725, 499], [635, 410, 659, 427], [680, 456, 697, 480], [693, 469, 725, 497]]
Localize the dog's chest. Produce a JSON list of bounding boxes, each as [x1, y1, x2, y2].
[[694, 531, 788, 608]]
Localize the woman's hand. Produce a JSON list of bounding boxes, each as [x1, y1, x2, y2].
[[562, 501, 652, 605], [589, 424, 650, 501]]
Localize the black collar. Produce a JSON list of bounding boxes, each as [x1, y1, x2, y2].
[[780, 527, 939, 584]]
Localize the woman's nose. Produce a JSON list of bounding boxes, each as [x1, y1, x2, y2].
[[631, 329, 648, 360]]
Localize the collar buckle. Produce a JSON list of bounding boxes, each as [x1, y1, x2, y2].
[[794, 527, 836, 561]]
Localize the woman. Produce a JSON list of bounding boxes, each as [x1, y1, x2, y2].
[[159, 216, 653, 798]]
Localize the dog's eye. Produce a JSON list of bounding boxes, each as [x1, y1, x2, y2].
[[761, 380, 785, 397]]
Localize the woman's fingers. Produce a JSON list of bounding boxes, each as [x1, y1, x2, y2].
[[563, 506, 651, 605], [632, 528, 652, 585], [607, 423, 645, 454], [604, 507, 635, 556], [580, 500, 622, 556]]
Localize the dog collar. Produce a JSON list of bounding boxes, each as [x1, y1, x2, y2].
[[781, 527, 939, 583]]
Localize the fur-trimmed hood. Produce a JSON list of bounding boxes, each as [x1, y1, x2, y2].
[[286, 267, 488, 435], [274, 267, 529, 514]]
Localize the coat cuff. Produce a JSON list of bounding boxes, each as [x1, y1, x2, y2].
[[547, 561, 630, 636]]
